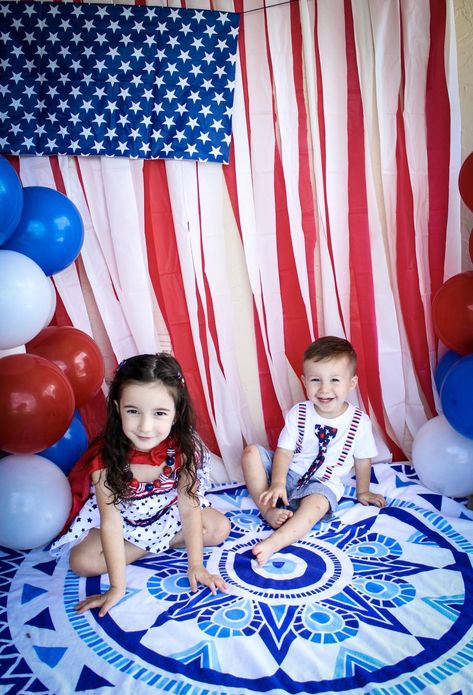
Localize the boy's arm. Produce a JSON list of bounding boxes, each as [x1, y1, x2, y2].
[[354, 458, 386, 507], [259, 447, 293, 507]]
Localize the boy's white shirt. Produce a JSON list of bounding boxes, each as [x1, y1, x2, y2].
[[277, 401, 378, 501]]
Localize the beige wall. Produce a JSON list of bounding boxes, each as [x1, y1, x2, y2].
[[455, 0, 473, 269]]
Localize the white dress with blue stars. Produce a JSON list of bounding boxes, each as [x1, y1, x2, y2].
[[50, 449, 211, 558]]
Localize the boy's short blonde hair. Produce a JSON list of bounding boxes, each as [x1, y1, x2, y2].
[[303, 336, 357, 375]]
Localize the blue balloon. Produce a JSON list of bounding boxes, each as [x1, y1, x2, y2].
[[434, 350, 462, 394], [39, 411, 89, 475], [2, 186, 84, 276], [0, 156, 23, 246], [440, 354, 473, 440]]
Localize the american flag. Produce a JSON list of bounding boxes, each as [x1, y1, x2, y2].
[[0, 1, 240, 163]]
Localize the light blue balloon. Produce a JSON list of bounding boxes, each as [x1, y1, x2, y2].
[[2, 186, 84, 276], [39, 411, 89, 475], [0, 454, 72, 550], [0, 156, 23, 246]]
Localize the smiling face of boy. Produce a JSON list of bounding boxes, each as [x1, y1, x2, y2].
[[301, 355, 358, 419]]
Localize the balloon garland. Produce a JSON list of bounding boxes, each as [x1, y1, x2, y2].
[[413, 153, 473, 497], [0, 156, 104, 549]]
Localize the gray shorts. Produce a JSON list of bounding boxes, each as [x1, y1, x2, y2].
[[256, 445, 338, 513]]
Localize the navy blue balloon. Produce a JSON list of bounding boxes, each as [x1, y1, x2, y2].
[[440, 354, 473, 440], [434, 350, 461, 394], [39, 412, 89, 475], [0, 156, 23, 246], [2, 186, 84, 276]]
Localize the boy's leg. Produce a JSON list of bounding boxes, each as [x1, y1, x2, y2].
[[252, 493, 330, 566], [69, 528, 147, 577], [241, 444, 293, 529]]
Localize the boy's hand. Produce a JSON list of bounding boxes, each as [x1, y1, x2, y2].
[[357, 491, 386, 508], [259, 482, 288, 508]]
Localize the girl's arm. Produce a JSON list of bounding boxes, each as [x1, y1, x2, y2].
[[177, 472, 226, 595], [75, 469, 127, 617]]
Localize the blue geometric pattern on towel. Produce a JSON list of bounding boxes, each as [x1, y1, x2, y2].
[[1, 463, 473, 694]]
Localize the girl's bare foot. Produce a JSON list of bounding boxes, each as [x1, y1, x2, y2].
[[261, 507, 293, 529], [252, 537, 279, 566]]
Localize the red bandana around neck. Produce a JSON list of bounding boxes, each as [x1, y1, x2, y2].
[[62, 436, 182, 533]]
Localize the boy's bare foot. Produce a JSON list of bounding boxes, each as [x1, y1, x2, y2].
[[252, 537, 279, 566], [261, 507, 293, 529]]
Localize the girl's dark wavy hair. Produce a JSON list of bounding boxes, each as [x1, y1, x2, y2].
[[92, 353, 202, 504]]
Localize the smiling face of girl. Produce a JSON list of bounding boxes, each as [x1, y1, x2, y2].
[[117, 380, 177, 452]]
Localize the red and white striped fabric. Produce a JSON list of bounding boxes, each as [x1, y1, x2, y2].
[[9, 0, 462, 481]]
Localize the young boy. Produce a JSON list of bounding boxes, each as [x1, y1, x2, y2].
[[241, 336, 386, 566]]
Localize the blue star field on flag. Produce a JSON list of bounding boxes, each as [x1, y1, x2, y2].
[[0, 2, 240, 163]]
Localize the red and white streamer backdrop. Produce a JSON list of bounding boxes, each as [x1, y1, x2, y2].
[[8, 0, 462, 481]]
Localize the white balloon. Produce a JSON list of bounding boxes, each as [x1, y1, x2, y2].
[[412, 415, 473, 497], [43, 276, 57, 329], [0, 454, 72, 550], [0, 250, 54, 349]]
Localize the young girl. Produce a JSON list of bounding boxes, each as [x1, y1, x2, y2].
[[50, 353, 230, 617]]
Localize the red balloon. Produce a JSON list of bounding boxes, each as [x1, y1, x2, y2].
[[431, 271, 473, 355], [469, 228, 473, 265], [459, 152, 473, 211], [26, 326, 105, 408], [0, 354, 75, 454]]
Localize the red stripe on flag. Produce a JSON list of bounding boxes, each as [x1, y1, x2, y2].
[[196, 169, 225, 377], [195, 273, 217, 423], [224, 155, 285, 449], [395, 98, 436, 414], [291, 4, 318, 339], [143, 159, 219, 453], [273, 141, 312, 373], [344, 2, 405, 460], [223, 8, 251, 239], [254, 302, 284, 450], [223, 158, 283, 451], [223, 143, 243, 239], [261, 12, 311, 374], [426, 0, 450, 300], [223, 11, 283, 447], [314, 15, 346, 336]]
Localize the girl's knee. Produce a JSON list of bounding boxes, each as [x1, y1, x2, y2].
[[218, 513, 231, 542], [69, 547, 96, 577], [203, 510, 231, 545], [213, 512, 231, 544], [69, 535, 105, 577]]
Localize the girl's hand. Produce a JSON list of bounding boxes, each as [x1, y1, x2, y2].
[[357, 491, 386, 508], [188, 564, 227, 595], [75, 586, 125, 617]]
